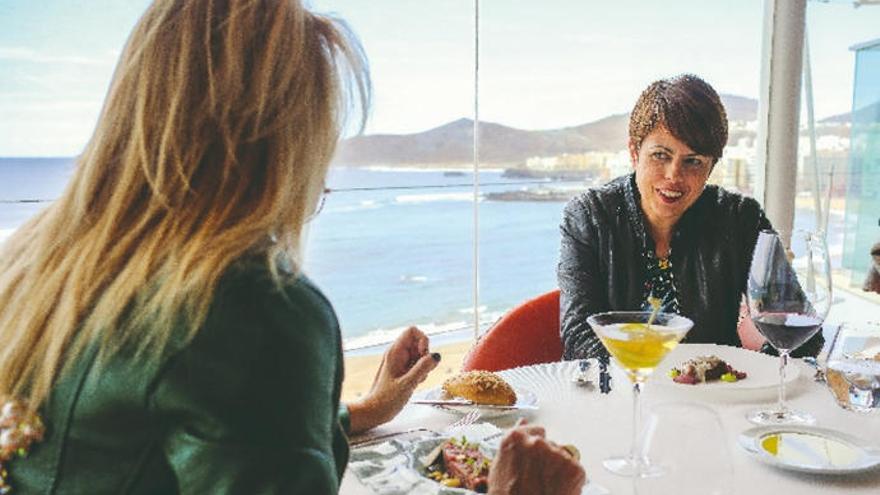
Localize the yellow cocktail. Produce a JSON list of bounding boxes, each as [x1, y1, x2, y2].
[[599, 323, 685, 382], [587, 311, 693, 477]]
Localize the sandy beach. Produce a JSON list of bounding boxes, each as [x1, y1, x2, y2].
[[341, 339, 474, 403]]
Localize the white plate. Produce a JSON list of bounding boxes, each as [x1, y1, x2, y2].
[[650, 344, 799, 397], [409, 436, 496, 494], [419, 387, 538, 419], [738, 425, 880, 474], [351, 431, 607, 495], [409, 436, 609, 495], [349, 429, 498, 495]]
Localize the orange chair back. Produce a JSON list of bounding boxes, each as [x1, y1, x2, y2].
[[461, 289, 563, 372]]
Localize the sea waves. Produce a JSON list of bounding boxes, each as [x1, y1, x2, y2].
[[323, 192, 480, 214], [322, 191, 483, 215], [342, 306, 506, 351]]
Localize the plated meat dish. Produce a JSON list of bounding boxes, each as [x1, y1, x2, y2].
[[423, 437, 491, 492], [669, 354, 747, 384]]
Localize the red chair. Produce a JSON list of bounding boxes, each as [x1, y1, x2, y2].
[[461, 289, 563, 372]]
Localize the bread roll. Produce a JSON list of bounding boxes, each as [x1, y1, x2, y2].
[[442, 370, 517, 406]]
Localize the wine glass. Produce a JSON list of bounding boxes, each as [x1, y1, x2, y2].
[[824, 321, 880, 413], [746, 229, 831, 425], [587, 311, 693, 477], [634, 403, 734, 495]]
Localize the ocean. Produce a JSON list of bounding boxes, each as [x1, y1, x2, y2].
[[0, 157, 846, 350], [0, 157, 571, 349]]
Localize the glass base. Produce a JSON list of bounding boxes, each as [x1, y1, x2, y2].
[[603, 456, 665, 478], [746, 408, 815, 426]]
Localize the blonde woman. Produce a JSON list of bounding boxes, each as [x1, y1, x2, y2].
[[0, 1, 584, 493]]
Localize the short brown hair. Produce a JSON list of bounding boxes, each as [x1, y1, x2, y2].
[[629, 74, 728, 162]]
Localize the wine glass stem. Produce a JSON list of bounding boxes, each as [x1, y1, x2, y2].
[[630, 381, 643, 466], [777, 351, 789, 414]]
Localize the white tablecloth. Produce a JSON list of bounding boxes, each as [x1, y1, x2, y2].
[[341, 347, 880, 495]]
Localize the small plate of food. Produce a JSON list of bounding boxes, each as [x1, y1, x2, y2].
[[651, 344, 799, 399], [417, 436, 494, 493], [414, 370, 538, 418], [414, 436, 605, 495]]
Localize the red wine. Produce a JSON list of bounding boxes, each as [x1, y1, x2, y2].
[[753, 313, 823, 352]]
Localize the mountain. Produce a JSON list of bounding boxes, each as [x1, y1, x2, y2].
[[820, 111, 851, 124], [820, 101, 880, 124], [334, 118, 557, 165], [333, 94, 758, 166], [720, 94, 758, 122]]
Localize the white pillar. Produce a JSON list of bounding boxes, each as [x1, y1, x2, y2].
[[755, 0, 806, 246]]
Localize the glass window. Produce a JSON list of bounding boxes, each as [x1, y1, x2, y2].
[[477, 0, 764, 333], [5, 1, 877, 403], [798, 1, 880, 332], [841, 40, 880, 279], [306, 0, 475, 400], [795, 2, 880, 323], [0, 1, 150, 243]]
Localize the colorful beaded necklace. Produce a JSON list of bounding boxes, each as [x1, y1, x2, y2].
[[0, 399, 45, 494]]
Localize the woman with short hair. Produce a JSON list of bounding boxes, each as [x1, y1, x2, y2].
[[558, 74, 823, 361]]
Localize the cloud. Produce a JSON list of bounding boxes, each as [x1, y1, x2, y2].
[[0, 46, 113, 66]]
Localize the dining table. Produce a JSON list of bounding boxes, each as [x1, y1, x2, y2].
[[341, 344, 880, 495]]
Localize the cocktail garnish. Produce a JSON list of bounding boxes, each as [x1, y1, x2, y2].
[[645, 296, 662, 329]]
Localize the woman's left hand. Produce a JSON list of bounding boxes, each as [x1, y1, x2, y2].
[[347, 326, 440, 433]]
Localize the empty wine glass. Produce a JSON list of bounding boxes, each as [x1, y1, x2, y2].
[[633, 402, 733, 495], [746, 229, 832, 425], [824, 321, 880, 413], [587, 311, 693, 477]]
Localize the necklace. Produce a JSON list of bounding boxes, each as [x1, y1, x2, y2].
[[642, 247, 680, 314], [657, 256, 671, 270]]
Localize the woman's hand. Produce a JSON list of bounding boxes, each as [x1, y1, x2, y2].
[[347, 326, 440, 433], [488, 420, 587, 495], [736, 299, 766, 351]]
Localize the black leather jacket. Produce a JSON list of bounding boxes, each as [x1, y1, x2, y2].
[[558, 173, 823, 360]]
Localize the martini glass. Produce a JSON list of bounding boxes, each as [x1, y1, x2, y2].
[[587, 311, 693, 477]]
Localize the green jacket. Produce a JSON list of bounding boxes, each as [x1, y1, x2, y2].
[[10, 262, 350, 493]]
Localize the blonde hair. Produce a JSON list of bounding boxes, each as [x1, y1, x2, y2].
[[0, 0, 369, 407]]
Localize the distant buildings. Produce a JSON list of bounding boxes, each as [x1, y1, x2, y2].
[[520, 119, 850, 201]]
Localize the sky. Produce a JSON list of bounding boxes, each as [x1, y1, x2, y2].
[[1, 0, 878, 156]]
